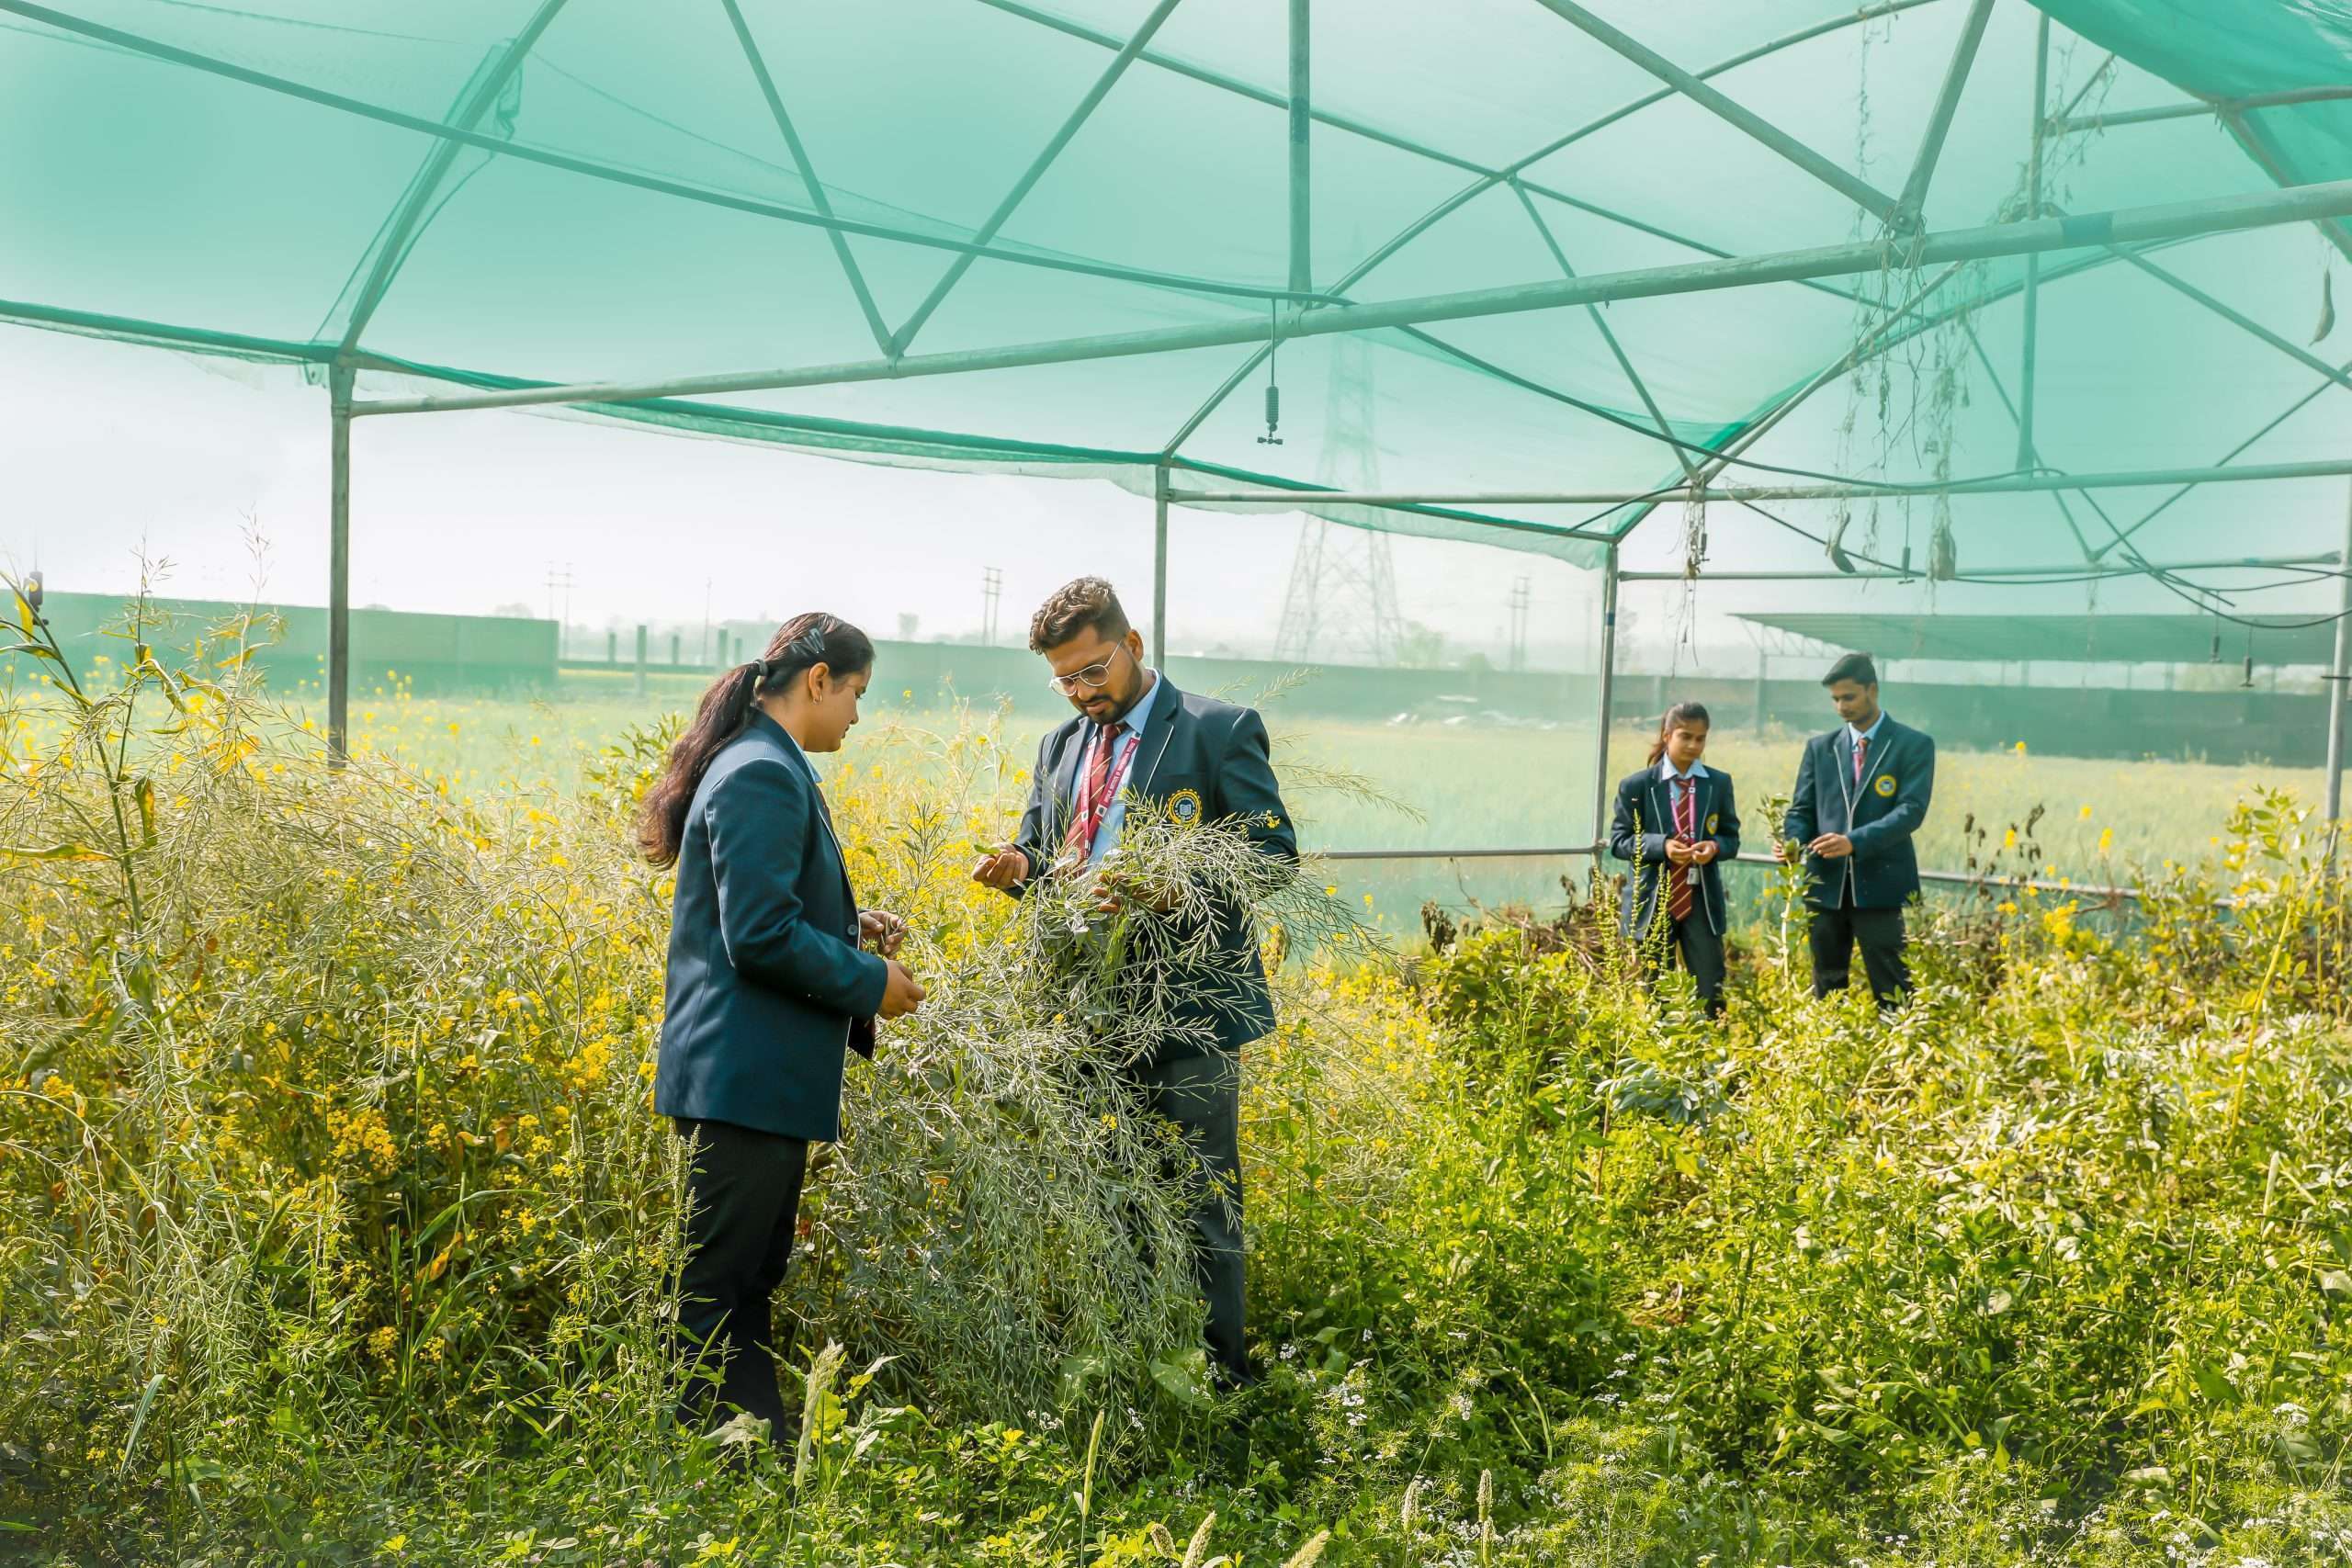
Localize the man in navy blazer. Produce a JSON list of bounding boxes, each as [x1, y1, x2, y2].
[[974, 577, 1295, 1388], [1780, 652, 1936, 1006]]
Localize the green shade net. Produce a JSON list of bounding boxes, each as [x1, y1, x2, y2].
[[0, 0, 2346, 574]]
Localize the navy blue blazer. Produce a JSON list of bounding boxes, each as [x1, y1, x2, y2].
[[1002, 674, 1297, 1062], [1781, 715, 1936, 909], [1610, 765, 1742, 938], [655, 710, 888, 1143]]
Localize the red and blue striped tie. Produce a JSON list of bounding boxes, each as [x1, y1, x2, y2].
[[1668, 778, 1694, 921]]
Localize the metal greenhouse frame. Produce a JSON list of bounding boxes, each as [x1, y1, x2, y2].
[[5, 0, 2350, 874]]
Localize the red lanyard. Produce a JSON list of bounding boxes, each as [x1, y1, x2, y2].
[[1075, 726, 1142, 837]]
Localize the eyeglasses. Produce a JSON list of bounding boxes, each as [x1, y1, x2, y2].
[[1046, 642, 1131, 695]]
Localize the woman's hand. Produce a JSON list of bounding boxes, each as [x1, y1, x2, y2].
[[878, 958, 925, 1019], [859, 908, 909, 957]]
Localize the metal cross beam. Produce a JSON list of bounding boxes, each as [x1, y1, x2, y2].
[[889, 0, 1184, 355], [2054, 86, 2352, 134], [2094, 354, 2352, 558], [2225, 110, 2352, 268], [1894, 0, 1996, 227], [1604, 258, 1977, 543], [2101, 241, 2352, 395], [1620, 551, 2337, 581], [1957, 318, 2097, 563], [719, 0, 892, 355], [1168, 457, 2352, 506], [334, 0, 571, 357], [2017, 13, 2051, 468], [1154, 2, 1941, 458], [0, 0, 1329, 310], [1512, 182, 1702, 490], [1288, 0, 1311, 298], [1526, 0, 1904, 223], [354, 177, 2352, 417]]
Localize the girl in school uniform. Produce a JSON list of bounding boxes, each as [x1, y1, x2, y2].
[[1609, 701, 1741, 1016], [639, 613, 926, 1438]]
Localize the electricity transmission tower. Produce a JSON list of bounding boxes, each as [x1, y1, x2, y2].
[[1507, 576, 1531, 671], [980, 567, 1002, 647], [1272, 333, 1405, 665]]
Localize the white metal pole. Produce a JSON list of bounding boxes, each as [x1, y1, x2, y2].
[[328, 362, 354, 766], [2327, 479, 2352, 821], [1168, 458, 2352, 507], [2056, 85, 2352, 133], [890, 0, 1184, 355], [2017, 13, 2049, 469], [1288, 0, 1310, 299], [1152, 465, 1170, 668], [352, 179, 2352, 418], [1618, 551, 2336, 581], [1895, 0, 1996, 225], [1589, 547, 1621, 852], [1526, 0, 1901, 221]]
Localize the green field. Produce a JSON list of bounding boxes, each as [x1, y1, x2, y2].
[[209, 669, 2328, 932]]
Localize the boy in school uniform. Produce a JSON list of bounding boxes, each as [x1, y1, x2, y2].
[[1610, 701, 1740, 1016], [1780, 652, 1936, 1007]]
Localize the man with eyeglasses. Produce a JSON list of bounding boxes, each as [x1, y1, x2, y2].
[[973, 575, 1295, 1393]]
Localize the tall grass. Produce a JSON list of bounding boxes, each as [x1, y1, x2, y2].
[[5, 594, 2350, 1563]]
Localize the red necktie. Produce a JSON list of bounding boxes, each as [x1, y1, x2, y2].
[[1065, 720, 1129, 852], [1853, 732, 1869, 788], [1667, 777, 1694, 921]]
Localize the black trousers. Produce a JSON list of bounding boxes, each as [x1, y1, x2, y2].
[[673, 1117, 809, 1435], [1806, 902, 1909, 1005], [1133, 1051, 1249, 1383], [1645, 911, 1725, 1015]]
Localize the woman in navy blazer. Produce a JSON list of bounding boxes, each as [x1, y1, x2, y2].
[[639, 613, 924, 1438], [1610, 701, 1740, 1016]]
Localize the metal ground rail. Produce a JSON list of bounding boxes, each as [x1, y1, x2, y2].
[[1312, 842, 2143, 902]]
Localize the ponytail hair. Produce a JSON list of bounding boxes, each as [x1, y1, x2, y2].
[[1645, 700, 1710, 767], [637, 612, 876, 866]]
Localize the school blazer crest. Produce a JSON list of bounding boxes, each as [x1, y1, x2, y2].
[[1781, 716, 1937, 910], [999, 675, 1298, 1063], [1609, 766, 1742, 938]]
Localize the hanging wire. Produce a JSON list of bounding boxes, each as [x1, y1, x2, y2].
[[1257, 298, 1283, 446]]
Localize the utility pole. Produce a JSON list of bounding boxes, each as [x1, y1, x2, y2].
[[1507, 576, 1532, 671], [981, 567, 1003, 647], [544, 562, 573, 660]]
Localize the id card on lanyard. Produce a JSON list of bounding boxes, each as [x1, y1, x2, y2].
[[1073, 726, 1143, 848]]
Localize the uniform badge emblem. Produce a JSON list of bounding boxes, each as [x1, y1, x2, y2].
[[1705, 812, 1719, 834], [1167, 787, 1204, 826], [1874, 774, 1897, 797]]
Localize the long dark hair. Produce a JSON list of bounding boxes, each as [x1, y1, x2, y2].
[[638, 612, 875, 866], [1645, 700, 1710, 767]]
